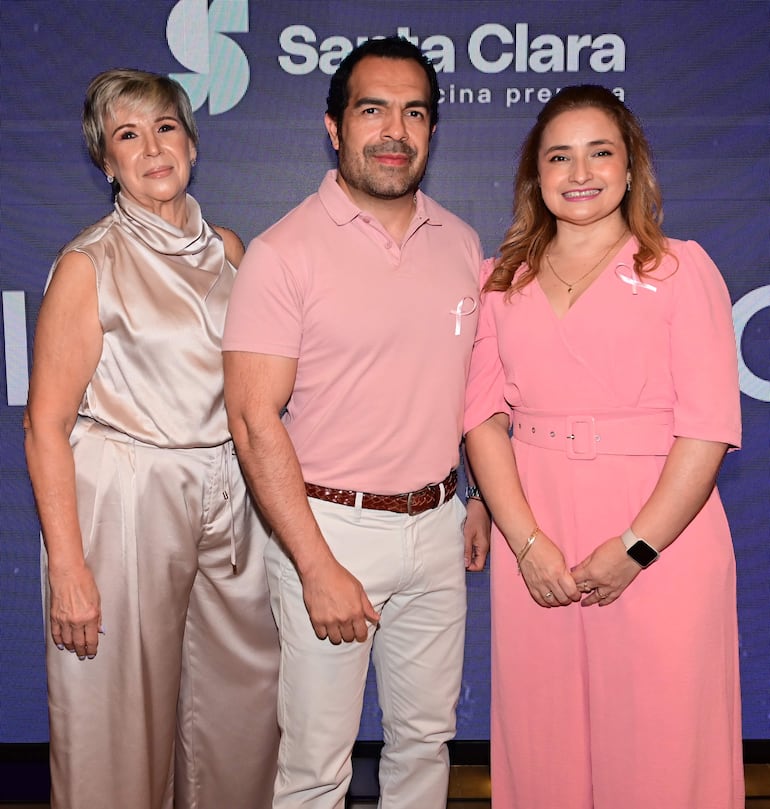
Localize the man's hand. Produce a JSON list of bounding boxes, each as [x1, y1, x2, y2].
[[300, 556, 380, 643], [464, 497, 490, 571]]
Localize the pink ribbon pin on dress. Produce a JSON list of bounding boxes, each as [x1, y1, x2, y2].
[[614, 263, 657, 295]]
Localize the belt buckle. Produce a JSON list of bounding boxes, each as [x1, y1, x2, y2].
[[406, 489, 420, 516], [407, 483, 437, 516], [566, 416, 597, 460]]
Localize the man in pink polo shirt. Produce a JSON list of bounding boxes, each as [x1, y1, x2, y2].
[[223, 36, 488, 809]]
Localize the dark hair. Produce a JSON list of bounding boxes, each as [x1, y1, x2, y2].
[[83, 68, 198, 172], [326, 36, 440, 129], [488, 85, 669, 296]]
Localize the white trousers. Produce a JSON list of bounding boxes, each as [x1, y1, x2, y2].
[[44, 419, 280, 809], [265, 495, 468, 809]]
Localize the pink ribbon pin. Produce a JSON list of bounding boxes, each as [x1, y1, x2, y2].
[[614, 263, 657, 295], [450, 296, 477, 335]]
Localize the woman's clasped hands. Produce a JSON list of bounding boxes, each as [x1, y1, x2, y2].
[[571, 535, 642, 607], [514, 528, 581, 608], [516, 530, 640, 608]]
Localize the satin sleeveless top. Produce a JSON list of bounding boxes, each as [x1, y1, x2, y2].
[[58, 193, 234, 448]]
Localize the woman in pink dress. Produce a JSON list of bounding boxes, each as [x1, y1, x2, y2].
[[464, 85, 743, 808]]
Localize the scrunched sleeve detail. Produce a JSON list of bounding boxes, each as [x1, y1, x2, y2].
[[464, 258, 510, 434]]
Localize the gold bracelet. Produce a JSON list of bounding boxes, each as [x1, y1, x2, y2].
[[516, 525, 539, 575]]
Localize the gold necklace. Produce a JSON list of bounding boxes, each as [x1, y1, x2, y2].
[[546, 230, 628, 293]]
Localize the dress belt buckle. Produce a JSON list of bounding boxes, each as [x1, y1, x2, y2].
[[565, 416, 598, 460]]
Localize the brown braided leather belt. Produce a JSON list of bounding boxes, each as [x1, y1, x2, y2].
[[305, 469, 457, 516]]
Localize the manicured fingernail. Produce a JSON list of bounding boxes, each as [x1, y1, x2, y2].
[[98, 625, 106, 634], [56, 644, 65, 650]]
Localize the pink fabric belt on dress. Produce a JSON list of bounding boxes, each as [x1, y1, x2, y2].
[[511, 409, 675, 460]]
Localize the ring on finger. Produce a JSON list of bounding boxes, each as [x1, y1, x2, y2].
[[544, 591, 554, 599]]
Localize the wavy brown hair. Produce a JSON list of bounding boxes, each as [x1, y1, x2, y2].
[[487, 85, 670, 296]]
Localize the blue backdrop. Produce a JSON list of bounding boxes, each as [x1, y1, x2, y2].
[[1, 0, 768, 742]]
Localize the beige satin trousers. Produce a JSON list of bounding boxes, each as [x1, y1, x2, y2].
[[44, 418, 279, 809]]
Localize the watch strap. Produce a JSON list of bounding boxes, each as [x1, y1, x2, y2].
[[621, 528, 659, 567], [620, 527, 638, 550]]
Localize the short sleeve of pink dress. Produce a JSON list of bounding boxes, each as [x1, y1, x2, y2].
[[666, 240, 741, 444], [464, 257, 509, 432]]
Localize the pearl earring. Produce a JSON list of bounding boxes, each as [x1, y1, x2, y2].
[[106, 174, 114, 184], [626, 174, 632, 192]]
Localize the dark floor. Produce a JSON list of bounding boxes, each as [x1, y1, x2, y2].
[[2, 757, 768, 807]]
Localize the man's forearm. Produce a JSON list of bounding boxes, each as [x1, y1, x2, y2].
[[231, 411, 334, 575]]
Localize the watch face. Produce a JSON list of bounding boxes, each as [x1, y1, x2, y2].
[[628, 540, 659, 568]]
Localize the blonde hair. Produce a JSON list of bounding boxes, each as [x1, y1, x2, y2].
[[82, 68, 198, 172], [487, 85, 670, 297]]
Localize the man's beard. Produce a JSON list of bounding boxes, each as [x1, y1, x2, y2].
[[338, 138, 427, 200]]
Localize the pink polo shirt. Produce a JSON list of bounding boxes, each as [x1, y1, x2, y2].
[[223, 170, 482, 493]]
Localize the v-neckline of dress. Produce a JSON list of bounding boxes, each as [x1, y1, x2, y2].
[[535, 235, 635, 321]]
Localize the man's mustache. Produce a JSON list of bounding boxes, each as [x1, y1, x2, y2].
[[365, 143, 417, 158]]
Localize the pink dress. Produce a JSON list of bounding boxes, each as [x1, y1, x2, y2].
[[464, 237, 743, 809]]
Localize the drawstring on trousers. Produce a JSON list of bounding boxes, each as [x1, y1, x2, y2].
[[223, 445, 238, 573]]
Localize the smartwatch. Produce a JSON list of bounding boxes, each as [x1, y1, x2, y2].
[[621, 528, 659, 568]]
